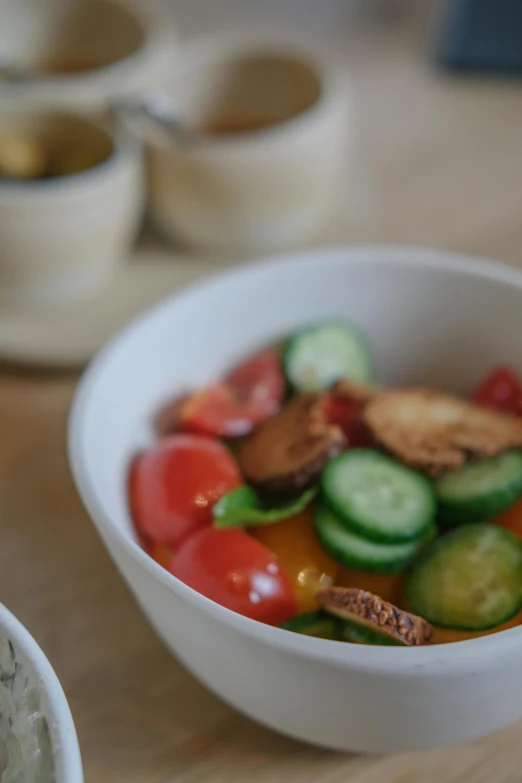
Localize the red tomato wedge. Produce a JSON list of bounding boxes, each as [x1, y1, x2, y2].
[[326, 396, 369, 447], [225, 348, 285, 404], [129, 434, 242, 548], [472, 366, 522, 415], [169, 527, 297, 624], [180, 349, 285, 438]]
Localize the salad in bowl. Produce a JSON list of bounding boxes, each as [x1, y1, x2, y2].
[[69, 246, 522, 752], [130, 320, 522, 648]]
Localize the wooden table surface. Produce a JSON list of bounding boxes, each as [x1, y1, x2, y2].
[[2, 5, 522, 782]]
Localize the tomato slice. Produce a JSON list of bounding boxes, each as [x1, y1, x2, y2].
[[472, 366, 521, 414], [253, 509, 339, 613], [326, 396, 369, 447], [181, 383, 251, 438], [180, 349, 285, 438], [226, 348, 285, 405], [129, 434, 242, 548], [169, 527, 297, 624]]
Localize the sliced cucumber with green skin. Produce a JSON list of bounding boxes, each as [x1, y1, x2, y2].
[[339, 621, 402, 646], [284, 320, 372, 393], [280, 611, 402, 644], [279, 611, 340, 639], [314, 503, 435, 573], [406, 524, 522, 631], [436, 451, 522, 526], [322, 449, 436, 543]]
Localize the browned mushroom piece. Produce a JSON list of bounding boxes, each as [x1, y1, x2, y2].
[[318, 586, 433, 646], [331, 378, 380, 405], [363, 388, 522, 476], [237, 392, 345, 499]]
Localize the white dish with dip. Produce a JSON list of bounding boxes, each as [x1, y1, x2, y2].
[[0, 602, 83, 783]]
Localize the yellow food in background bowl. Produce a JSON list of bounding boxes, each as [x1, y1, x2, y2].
[[0, 132, 47, 180], [0, 123, 112, 182], [0, 109, 144, 308]]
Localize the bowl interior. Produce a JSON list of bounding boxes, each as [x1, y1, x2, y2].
[[0, 111, 114, 183], [165, 49, 322, 135], [73, 247, 522, 559], [0, 0, 144, 75]]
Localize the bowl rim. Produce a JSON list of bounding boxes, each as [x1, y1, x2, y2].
[[0, 0, 152, 87], [68, 244, 522, 676], [0, 601, 83, 782], [0, 109, 139, 198], [144, 32, 348, 152]]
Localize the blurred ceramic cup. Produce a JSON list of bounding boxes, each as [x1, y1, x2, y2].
[[0, 109, 144, 308], [0, 0, 176, 111], [146, 37, 351, 253]]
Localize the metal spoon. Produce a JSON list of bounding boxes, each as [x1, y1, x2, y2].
[[0, 59, 199, 147], [0, 55, 37, 84], [116, 93, 200, 147]]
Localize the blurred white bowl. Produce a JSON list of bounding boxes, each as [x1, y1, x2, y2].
[[0, 602, 82, 782], [69, 246, 522, 753], [0, 0, 176, 111], [0, 108, 144, 309], [146, 35, 351, 253]]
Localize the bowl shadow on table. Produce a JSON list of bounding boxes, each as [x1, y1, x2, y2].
[[0, 360, 78, 377]]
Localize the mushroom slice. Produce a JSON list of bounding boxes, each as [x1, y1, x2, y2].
[[331, 378, 380, 405], [364, 389, 522, 475], [237, 393, 345, 499], [318, 586, 433, 646]]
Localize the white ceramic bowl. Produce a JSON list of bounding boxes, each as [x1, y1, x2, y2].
[[146, 35, 351, 253], [0, 0, 176, 111], [0, 109, 144, 308], [69, 246, 522, 754], [0, 602, 83, 782]]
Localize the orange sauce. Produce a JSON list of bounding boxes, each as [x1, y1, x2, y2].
[[431, 610, 522, 644], [253, 509, 339, 613], [146, 541, 175, 571], [337, 568, 405, 607]]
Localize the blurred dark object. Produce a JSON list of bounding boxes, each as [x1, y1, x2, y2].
[[436, 0, 522, 74]]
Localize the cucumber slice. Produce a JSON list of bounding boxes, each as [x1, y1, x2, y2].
[[339, 620, 403, 646], [279, 611, 340, 639], [284, 320, 371, 392], [322, 449, 436, 543], [314, 503, 434, 573], [436, 451, 522, 525], [279, 610, 401, 644], [407, 524, 522, 631], [280, 610, 402, 644]]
